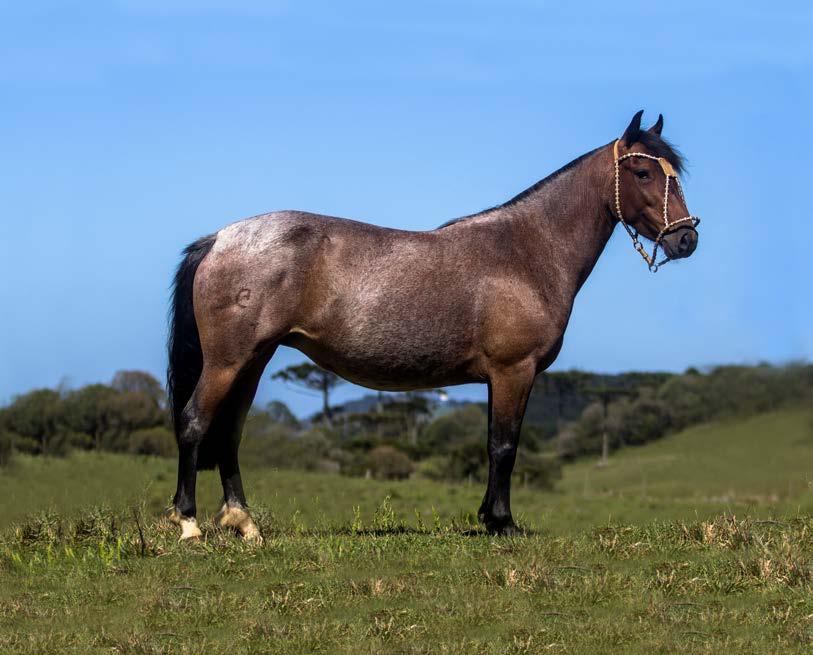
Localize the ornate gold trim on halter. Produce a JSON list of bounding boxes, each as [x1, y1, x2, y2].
[[612, 139, 700, 273]]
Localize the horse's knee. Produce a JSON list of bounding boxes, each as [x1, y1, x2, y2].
[[488, 442, 517, 463], [488, 443, 518, 479], [177, 408, 206, 448]]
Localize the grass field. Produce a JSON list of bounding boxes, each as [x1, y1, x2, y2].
[[1, 408, 812, 653]]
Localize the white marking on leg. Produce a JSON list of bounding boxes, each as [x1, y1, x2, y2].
[[167, 507, 203, 541], [180, 517, 202, 541]]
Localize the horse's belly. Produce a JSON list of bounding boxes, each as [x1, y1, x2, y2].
[[282, 329, 480, 391]]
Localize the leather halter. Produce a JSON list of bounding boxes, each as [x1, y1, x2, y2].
[[612, 139, 700, 272]]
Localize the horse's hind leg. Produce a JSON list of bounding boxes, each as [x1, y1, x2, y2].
[[170, 364, 242, 540], [211, 355, 273, 542]]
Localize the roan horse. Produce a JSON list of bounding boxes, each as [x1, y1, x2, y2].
[[167, 111, 700, 540]]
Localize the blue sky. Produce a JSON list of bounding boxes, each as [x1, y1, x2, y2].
[[1, 2, 811, 416]]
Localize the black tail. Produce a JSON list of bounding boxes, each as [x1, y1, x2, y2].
[[167, 234, 216, 438]]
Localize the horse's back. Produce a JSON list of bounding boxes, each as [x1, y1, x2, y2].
[[194, 209, 556, 389], [195, 211, 485, 386]]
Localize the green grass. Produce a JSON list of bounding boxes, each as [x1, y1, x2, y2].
[[0, 408, 812, 654]]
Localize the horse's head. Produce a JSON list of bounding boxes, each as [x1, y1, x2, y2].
[[612, 110, 699, 272]]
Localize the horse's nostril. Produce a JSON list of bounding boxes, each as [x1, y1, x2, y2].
[[674, 229, 698, 257]]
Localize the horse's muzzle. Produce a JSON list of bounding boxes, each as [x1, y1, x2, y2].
[[661, 226, 698, 260]]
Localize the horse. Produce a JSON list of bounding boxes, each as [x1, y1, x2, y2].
[[166, 110, 700, 540]]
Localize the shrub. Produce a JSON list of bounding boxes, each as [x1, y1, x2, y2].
[[414, 455, 451, 481], [128, 426, 176, 457], [0, 389, 62, 455], [556, 424, 580, 460], [513, 450, 562, 490], [418, 405, 487, 457], [241, 425, 334, 471], [365, 445, 414, 480], [0, 431, 13, 468], [415, 439, 486, 483], [446, 438, 487, 481], [609, 390, 670, 446]]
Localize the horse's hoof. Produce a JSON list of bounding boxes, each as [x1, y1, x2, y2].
[[241, 525, 263, 544], [179, 518, 203, 541], [214, 504, 262, 543], [492, 523, 521, 537], [167, 508, 203, 541], [483, 516, 520, 537]]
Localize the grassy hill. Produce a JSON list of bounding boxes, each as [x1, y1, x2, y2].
[[554, 407, 813, 525], [561, 408, 813, 499], [1, 407, 812, 653]]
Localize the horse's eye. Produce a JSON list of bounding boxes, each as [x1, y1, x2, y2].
[[634, 169, 650, 180]]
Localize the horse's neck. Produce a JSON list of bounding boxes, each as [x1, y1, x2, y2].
[[500, 146, 616, 296]]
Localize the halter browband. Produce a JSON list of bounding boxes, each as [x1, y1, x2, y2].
[[612, 139, 700, 272]]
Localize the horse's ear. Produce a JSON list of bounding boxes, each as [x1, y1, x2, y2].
[[622, 110, 644, 146], [648, 113, 664, 136]]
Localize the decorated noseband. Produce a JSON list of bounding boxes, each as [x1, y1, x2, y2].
[[612, 139, 700, 272]]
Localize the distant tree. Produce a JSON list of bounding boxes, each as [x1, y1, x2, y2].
[[420, 404, 487, 454], [61, 384, 165, 452], [272, 363, 345, 426], [514, 450, 562, 490], [264, 400, 300, 428], [102, 391, 166, 450], [365, 445, 414, 480], [111, 370, 166, 409], [244, 408, 298, 445], [61, 384, 118, 451], [446, 437, 487, 482], [657, 374, 708, 431], [608, 389, 670, 447], [128, 426, 176, 457], [334, 410, 400, 442], [241, 423, 334, 471], [382, 392, 437, 446], [554, 372, 589, 425], [0, 389, 63, 455], [555, 422, 579, 460], [582, 386, 636, 467], [0, 422, 13, 468]]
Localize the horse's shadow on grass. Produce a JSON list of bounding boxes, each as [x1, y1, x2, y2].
[[245, 525, 542, 539]]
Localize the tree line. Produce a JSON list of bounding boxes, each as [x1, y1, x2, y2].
[[1, 363, 810, 488], [0, 370, 172, 465]]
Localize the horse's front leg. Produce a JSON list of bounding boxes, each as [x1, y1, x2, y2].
[[478, 361, 535, 536]]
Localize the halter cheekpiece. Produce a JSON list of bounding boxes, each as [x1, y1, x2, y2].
[[612, 139, 700, 273]]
